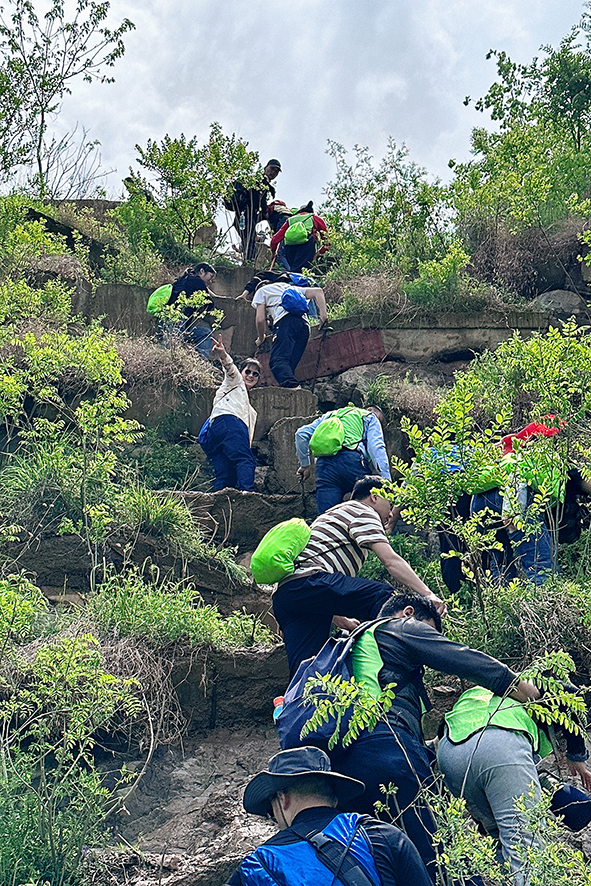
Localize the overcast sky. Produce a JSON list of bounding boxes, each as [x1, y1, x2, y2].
[[57, 0, 587, 207]]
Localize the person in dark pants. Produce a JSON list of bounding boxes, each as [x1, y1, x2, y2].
[[161, 262, 216, 358], [272, 476, 446, 676], [270, 200, 329, 272], [224, 160, 281, 263], [331, 593, 540, 882], [199, 337, 260, 491], [295, 406, 391, 513], [252, 280, 328, 388], [226, 746, 432, 886]]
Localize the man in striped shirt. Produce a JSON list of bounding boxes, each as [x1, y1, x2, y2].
[[273, 476, 446, 675]]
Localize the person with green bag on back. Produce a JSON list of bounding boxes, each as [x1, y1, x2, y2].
[[270, 201, 329, 272], [295, 405, 391, 513]]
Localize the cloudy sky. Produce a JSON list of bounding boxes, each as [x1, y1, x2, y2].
[[57, 0, 587, 207]]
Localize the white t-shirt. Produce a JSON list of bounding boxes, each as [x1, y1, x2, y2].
[[209, 361, 257, 443], [252, 282, 309, 326]]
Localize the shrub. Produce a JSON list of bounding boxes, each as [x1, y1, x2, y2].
[[0, 574, 48, 644], [86, 569, 275, 650], [0, 634, 140, 886]]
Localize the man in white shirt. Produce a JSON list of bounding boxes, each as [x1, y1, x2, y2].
[[252, 281, 328, 387]]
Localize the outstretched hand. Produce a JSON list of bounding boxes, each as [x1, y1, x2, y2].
[[567, 759, 591, 793], [210, 335, 227, 362]]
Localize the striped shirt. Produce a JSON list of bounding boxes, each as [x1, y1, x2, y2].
[[284, 500, 388, 582]]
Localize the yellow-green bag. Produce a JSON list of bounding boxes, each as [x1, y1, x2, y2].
[[250, 518, 311, 584]]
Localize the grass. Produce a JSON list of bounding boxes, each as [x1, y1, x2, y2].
[[86, 568, 275, 650]]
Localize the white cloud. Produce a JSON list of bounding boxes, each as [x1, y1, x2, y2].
[[54, 0, 587, 203]]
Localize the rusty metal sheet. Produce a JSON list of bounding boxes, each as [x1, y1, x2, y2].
[[257, 327, 386, 385]]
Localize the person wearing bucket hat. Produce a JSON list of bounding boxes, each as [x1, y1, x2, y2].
[[226, 746, 432, 886], [437, 685, 591, 883]]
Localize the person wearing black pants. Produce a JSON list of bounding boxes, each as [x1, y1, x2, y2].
[[252, 281, 328, 388], [269, 312, 310, 388]]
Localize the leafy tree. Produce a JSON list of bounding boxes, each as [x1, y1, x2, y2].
[[453, 6, 591, 234], [320, 138, 448, 276], [121, 122, 261, 259], [0, 0, 134, 193]]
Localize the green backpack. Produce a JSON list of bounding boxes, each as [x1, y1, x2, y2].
[[250, 518, 312, 584], [284, 212, 314, 245], [147, 284, 173, 316], [309, 407, 367, 458]]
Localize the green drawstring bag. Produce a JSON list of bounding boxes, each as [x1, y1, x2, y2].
[[250, 518, 312, 584], [147, 284, 173, 316], [309, 415, 345, 457]]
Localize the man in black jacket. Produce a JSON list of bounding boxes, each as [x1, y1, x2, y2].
[[225, 160, 281, 263], [332, 593, 540, 882], [226, 746, 432, 886]]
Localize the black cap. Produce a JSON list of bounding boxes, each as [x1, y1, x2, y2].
[[243, 746, 364, 817], [266, 159, 281, 170]]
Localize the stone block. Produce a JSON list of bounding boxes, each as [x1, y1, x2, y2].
[[249, 387, 318, 440], [532, 289, 590, 320], [213, 294, 257, 356], [178, 489, 311, 551], [267, 415, 318, 495]]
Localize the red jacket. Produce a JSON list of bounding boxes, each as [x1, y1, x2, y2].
[[501, 417, 563, 455], [270, 214, 329, 255]]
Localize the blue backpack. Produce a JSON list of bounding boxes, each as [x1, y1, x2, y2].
[[281, 286, 310, 316], [276, 620, 388, 753], [240, 812, 381, 886]]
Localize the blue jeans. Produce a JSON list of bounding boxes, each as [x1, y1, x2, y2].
[[438, 729, 541, 883], [315, 449, 370, 514], [335, 723, 439, 882], [269, 313, 309, 387], [273, 571, 392, 676], [200, 413, 255, 491], [158, 317, 213, 359], [470, 488, 555, 585]]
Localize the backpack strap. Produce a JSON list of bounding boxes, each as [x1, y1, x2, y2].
[[290, 815, 378, 886]]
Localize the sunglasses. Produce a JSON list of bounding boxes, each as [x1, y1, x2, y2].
[[244, 369, 260, 378]]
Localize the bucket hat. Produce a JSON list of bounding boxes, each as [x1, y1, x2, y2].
[[243, 746, 365, 817]]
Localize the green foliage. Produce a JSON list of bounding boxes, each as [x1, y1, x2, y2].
[[453, 10, 591, 235], [124, 433, 206, 490], [108, 122, 261, 267], [404, 240, 498, 311], [0, 634, 140, 886], [427, 785, 591, 886], [438, 320, 591, 430], [446, 574, 591, 671], [0, 0, 134, 194], [321, 138, 448, 277], [86, 569, 274, 650], [113, 481, 195, 538], [0, 574, 48, 644], [299, 673, 396, 751]]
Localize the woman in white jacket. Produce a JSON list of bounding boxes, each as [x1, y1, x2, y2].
[[200, 336, 261, 491]]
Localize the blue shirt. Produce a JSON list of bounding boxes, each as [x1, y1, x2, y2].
[[295, 412, 391, 480]]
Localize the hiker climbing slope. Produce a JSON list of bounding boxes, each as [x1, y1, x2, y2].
[[252, 278, 328, 388], [296, 405, 391, 513], [271, 201, 329, 272]]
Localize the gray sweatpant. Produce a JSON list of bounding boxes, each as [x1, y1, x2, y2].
[[438, 728, 541, 883]]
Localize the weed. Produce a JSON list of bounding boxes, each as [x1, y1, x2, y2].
[[86, 568, 275, 650]]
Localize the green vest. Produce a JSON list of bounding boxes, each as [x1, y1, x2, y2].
[[444, 686, 553, 757], [338, 407, 369, 450], [351, 622, 385, 699]]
